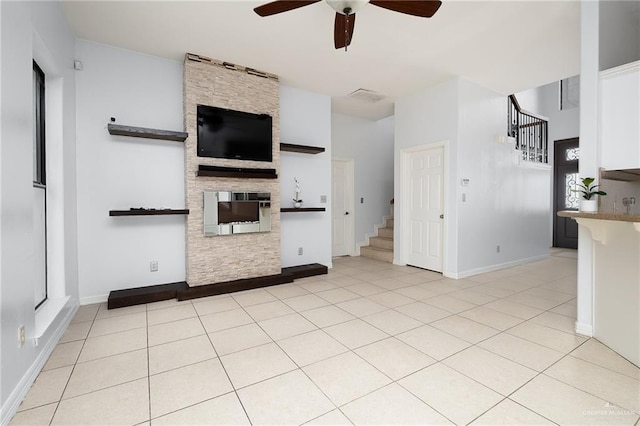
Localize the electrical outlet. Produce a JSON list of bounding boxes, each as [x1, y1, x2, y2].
[[496, 245, 501, 253], [462, 193, 467, 202], [150, 261, 158, 272], [320, 195, 327, 204], [18, 326, 25, 348], [298, 247, 303, 256], [360, 197, 364, 204]]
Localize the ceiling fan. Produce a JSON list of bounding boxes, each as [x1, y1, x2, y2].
[[254, 0, 442, 50]]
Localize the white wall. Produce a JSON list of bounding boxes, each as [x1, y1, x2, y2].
[[600, 0, 640, 71], [332, 113, 394, 249], [75, 41, 185, 303], [537, 81, 580, 145], [394, 77, 551, 278], [1, 1, 78, 421], [394, 79, 460, 274], [456, 79, 551, 274], [279, 86, 332, 268]]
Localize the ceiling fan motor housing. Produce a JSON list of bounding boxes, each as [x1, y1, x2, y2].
[[327, 0, 369, 14]]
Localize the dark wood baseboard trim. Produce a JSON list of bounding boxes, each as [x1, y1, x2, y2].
[[282, 263, 329, 279], [177, 273, 294, 301], [107, 263, 328, 309], [107, 281, 189, 309]]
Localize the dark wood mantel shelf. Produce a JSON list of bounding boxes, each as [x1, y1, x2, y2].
[[280, 143, 325, 154], [281, 207, 326, 212], [107, 123, 188, 142], [109, 209, 190, 217]]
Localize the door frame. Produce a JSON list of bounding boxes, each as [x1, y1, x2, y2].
[[553, 137, 579, 248], [399, 141, 449, 273], [331, 157, 355, 257]]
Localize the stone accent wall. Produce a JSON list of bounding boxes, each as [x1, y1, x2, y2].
[[184, 55, 280, 286]]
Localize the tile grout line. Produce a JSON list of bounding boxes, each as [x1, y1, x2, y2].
[[145, 303, 152, 424], [231, 298, 341, 423], [45, 305, 99, 425], [195, 308, 254, 426]]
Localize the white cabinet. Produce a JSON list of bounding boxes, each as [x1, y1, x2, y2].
[[600, 61, 640, 170]]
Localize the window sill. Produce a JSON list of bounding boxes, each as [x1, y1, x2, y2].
[[35, 296, 71, 340]]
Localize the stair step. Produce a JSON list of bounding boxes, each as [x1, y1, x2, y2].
[[360, 245, 393, 263], [378, 227, 393, 239], [386, 218, 394, 228], [370, 236, 393, 250]]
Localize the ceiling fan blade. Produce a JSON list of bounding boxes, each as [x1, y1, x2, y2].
[[254, 0, 321, 17], [334, 12, 356, 49], [369, 0, 442, 17]]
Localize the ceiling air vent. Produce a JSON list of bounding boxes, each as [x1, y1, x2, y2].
[[347, 89, 386, 104]]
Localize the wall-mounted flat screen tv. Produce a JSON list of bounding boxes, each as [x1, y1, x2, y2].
[[197, 105, 272, 162]]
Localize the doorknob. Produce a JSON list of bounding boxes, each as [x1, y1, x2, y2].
[[440, 214, 444, 219], [345, 212, 350, 215]]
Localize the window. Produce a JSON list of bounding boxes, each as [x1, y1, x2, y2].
[[33, 61, 46, 186], [560, 75, 580, 110], [33, 60, 47, 308]]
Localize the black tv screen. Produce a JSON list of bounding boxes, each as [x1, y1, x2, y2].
[[197, 105, 272, 162]]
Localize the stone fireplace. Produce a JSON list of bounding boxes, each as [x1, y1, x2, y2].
[[183, 54, 281, 286]]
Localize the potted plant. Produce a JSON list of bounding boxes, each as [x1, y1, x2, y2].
[[573, 177, 606, 212]]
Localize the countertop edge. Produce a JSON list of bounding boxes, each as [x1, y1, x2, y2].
[[557, 210, 640, 223]]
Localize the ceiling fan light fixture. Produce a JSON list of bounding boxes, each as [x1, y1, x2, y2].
[[327, 0, 369, 14]]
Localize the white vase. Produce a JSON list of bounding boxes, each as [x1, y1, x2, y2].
[[580, 199, 598, 213], [293, 201, 302, 208]]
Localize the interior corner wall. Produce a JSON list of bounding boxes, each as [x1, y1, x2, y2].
[[184, 59, 281, 285], [75, 40, 185, 302], [394, 78, 551, 278], [279, 86, 331, 268], [1, 1, 77, 419], [456, 78, 551, 275], [331, 113, 394, 249], [394, 79, 460, 274], [517, 80, 580, 248]]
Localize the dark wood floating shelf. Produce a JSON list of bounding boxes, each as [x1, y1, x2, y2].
[[109, 209, 189, 216], [196, 170, 278, 179], [281, 207, 326, 212], [280, 143, 325, 154], [108, 263, 328, 308], [197, 165, 278, 179], [107, 123, 188, 142]]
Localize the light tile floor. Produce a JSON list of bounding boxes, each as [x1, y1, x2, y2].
[[10, 250, 640, 425]]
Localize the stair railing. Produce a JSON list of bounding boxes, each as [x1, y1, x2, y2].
[[508, 94, 549, 164]]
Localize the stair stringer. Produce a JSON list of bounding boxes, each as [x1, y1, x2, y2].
[[355, 215, 391, 256]]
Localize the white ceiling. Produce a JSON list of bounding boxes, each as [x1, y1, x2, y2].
[[63, 0, 581, 120]]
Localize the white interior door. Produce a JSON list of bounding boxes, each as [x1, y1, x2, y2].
[[332, 158, 354, 257], [406, 146, 444, 272]]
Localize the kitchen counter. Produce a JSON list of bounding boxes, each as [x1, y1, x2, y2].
[[559, 210, 639, 367], [558, 210, 640, 223]]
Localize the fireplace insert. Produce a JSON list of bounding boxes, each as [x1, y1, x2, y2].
[[203, 191, 271, 236]]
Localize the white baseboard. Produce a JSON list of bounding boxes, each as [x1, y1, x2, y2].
[[392, 259, 406, 266], [356, 214, 391, 256], [79, 294, 108, 306], [0, 299, 78, 425], [454, 254, 550, 279], [575, 321, 594, 337]]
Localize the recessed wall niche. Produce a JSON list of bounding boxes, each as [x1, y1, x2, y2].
[[183, 54, 281, 286]]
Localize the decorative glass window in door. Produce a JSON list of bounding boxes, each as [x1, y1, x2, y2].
[[565, 173, 579, 209], [564, 146, 580, 209], [565, 147, 579, 161]]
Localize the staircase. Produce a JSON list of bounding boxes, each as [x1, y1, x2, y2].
[[360, 216, 394, 263]]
